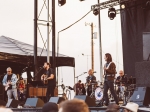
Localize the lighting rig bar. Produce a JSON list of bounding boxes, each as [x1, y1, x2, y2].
[[91, 0, 136, 10]]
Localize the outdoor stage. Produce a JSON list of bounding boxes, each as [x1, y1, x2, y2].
[[10, 107, 150, 112]]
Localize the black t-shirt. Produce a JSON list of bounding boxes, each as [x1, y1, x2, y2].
[[44, 68, 56, 86], [7, 75, 12, 89]]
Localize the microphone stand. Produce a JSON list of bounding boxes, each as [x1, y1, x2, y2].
[[75, 72, 87, 82]]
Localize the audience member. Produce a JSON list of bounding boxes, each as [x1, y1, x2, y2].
[[122, 102, 139, 112], [105, 103, 120, 112], [59, 98, 89, 112], [0, 107, 13, 112], [42, 102, 58, 112]]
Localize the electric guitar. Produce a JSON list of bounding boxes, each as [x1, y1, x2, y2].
[[5, 80, 11, 91]]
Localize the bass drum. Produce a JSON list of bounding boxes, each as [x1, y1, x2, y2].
[[95, 87, 103, 101]]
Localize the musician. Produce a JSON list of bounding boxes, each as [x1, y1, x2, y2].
[[86, 69, 96, 96], [73, 80, 81, 95], [73, 80, 86, 95], [41, 62, 56, 102], [115, 70, 127, 100], [17, 77, 26, 101], [2, 67, 18, 100], [103, 53, 118, 106]]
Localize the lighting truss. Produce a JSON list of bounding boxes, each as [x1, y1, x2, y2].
[[91, 0, 136, 10]]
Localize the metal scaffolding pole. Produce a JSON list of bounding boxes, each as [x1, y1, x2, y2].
[[91, 23, 94, 71], [47, 0, 50, 63], [34, 0, 38, 80], [52, 0, 56, 74], [97, 0, 103, 82]]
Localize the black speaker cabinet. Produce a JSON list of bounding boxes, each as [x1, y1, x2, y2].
[[49, 97, 65, 104], [24, 98, 44, 108], [74, 95, 96, 107], [6, 99, 20, 108], [130, 87, 150, 106], [0, 100, 6, 106]]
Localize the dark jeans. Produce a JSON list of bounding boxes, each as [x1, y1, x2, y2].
[[104, 81, 118, 105], [87, 86, 92, 96], [46, 85, 55, 102]]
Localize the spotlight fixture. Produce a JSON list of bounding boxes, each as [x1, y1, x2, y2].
[[121, 4, 125, 9], [93, 9, 99, 16], [58, 0, 66, 6], [108, 7, 116, 20]]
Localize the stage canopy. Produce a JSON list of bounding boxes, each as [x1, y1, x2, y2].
[[0, 36, 75, 74]]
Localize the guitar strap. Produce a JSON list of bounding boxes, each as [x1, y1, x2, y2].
[[104, 62, 112, 75], [105, 62, 112, 69]]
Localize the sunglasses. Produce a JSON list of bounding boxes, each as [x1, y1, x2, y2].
[[7, 71, 11, 72]]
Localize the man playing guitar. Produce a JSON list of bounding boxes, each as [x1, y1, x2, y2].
[[86, 69, 96, 96], [2, 67, 18, 101], [41, 62, 56, 102]]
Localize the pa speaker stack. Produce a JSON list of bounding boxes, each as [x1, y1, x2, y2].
[[74, 95, 96, 107], [24, 98, 44, 108], [6, 99, 20, 108], [130, 87, 150, 106], [49, 97, 65, 104]]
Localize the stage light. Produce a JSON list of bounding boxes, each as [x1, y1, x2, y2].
[[58, 0, 66, 6], [93, 9, 99, 16], [121, 4, 125, 9], [108, 7, 116, 20]]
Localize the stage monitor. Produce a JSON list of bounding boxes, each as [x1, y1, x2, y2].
[[143, 32, 150, 60]]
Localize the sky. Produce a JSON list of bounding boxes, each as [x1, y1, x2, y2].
[[0, 0, 123, 98]]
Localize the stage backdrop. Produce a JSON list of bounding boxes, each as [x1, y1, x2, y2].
[[120, 0, 150, 77]]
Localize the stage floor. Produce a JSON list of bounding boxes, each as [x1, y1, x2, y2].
[[10, 107, 150, 112]]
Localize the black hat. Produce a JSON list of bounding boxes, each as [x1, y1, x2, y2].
[[42, 102, 58, 112]]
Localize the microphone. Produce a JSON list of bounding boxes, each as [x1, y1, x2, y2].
[[84, 72, 87, 74]]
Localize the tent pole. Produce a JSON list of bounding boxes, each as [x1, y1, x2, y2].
[[34, 0, 38, 80]]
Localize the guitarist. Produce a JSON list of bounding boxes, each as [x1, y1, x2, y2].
[[2, 67, 18, 100], [103, 53, 118, 106], [41, 62, 56, 102], [86, 69, 96, 96]]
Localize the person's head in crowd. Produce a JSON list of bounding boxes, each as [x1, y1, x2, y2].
[[106, 103, 120, 112], [122, 102, 139, 112], [0, 107, 13, 112], [42, 102, 58, 112], [59, 98, 89, 112]]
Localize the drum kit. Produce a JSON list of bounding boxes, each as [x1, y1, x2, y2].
[[85, 77, 136, 106], [85, 81, 104, 106]]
